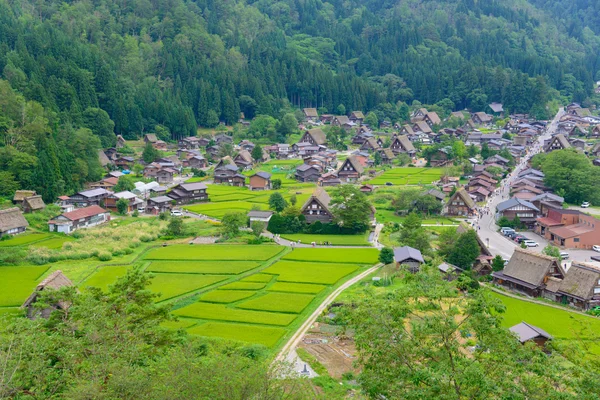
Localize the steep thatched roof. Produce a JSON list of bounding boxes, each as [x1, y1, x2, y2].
[[342, 155, 365, 174], [306, 128, 327, 145], [13, 190, 36, 202], [449, 188, 476, 210], [301, 188, 332, 213], [393, 134, 416, 152], [0, 207, 29, 233], [303, 108, 318, 118], [502, 248, 564, 287], [98, 150, 111, 167], [23, 195, 46, 211], [557, 263, 600, 301]]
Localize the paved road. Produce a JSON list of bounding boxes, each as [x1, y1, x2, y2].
[[471, 109, 600, 266]]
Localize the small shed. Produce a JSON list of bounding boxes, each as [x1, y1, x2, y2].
[[394, 246, 424, 272], [22, 195, 46, 213], [0, 207, 29, 238], [509, 322, 552, 347], [22, 270, 74, 319], [13, 190, 36, 205], [247, 210, 274, 223]]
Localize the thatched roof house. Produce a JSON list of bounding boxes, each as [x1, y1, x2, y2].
[[0, 207, 29, 237], [13, 190, 36, 204], [555, 263, 600, 310], [22, 270, 73, 319], [22, 195, 46, 213]]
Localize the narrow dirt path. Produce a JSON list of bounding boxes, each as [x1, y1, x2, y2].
[[276, 263, 382, 363]]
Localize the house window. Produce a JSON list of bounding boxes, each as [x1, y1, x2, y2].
[[594, 287, 600, 294], [574, 238, 580, 242], [312, 204, 317, 209]]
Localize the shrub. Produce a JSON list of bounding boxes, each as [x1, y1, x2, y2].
[[379, 247, 394, 264], [97, 252, 113, 261]]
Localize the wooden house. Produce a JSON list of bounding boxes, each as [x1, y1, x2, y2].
[[338, 155, 364, 182], [552, 263, 600, 310], [233, 149, 254, 170], [116, 135, 126, 148], [332, 115, 355, 131], [21, 271, 73, 319], [360, 137, 382, 152], [390, 134, 416, 155], [496, 197, 539, 228], [249, 172, 272, 191], [68, 188, 111, 207], [295, 164, 320, 182], [48, 205, 110, 234], [153, 140, 168, 150], [349, 111, 365, 124], [13, 190, 36, 206], [0, 207, 29, 238], [178, 137, 202, 149], [424, 111, 441, 127], [186, 155, 207, 169], [301, 188, 334, 224], [114, 156, 135, 169], [394, 246, 424, 272], [144, 134, 158, 144], [299, 128, 327, 146], [488, 102, 504, 116], [303, 108, 319, 122], [214, 163, 246, 186], [22, 195, 46, 213], [429, 147, 452, 167], [509, 322, 552, 346], [472, 112, 493, 125], [412, 120, 432, 134], [378, 148, 396, 164], [167, 182, 209, 204], [146, 196, 174, 214], [446, 188, 476, 216], [215, 134, 233, 145], [105, 191, 143, 213], [492, 248, 565, 297], [400, 124, 415, 136], [544, 134, 571, 152]]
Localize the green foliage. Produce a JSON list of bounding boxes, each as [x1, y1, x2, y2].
[[250, 221, 265, 238], [543, 245, 561, 259], [492, 255, 505, 272], [364, 111, 379, 127], [398, 213, 431, 254], [116, 198, 130, 215], [379, 247, 394, 264], [271, 179, 282, 190], [237, 292, 315, 313], [113, 175, 135, 192], [166, 217, 184, 236], [142, 142, 158, 164], [250, 144, 263, 162], [448, 230, 480, 269], [221, 212, 248, 237], [268, 192, 287, 212], [330, 185, 371, 233]]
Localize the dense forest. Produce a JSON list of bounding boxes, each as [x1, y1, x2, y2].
[[1, 0, 600, 200]]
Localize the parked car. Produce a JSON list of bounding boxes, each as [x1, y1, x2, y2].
[[523, 240, 539, 247], [559, 252, 569, 259], [593, 245, 600, 252], [513, 235, 526, 243], [500, 227, 515, 235], [171, 209, 183, 217], [581, 202, 590, 208]]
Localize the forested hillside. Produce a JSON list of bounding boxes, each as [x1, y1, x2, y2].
[[2, 0, 600, 200]]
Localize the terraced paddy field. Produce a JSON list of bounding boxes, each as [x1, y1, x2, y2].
[[183, 184, 314, 219], [367, 167, 443, 185], [280, 233, 371, 246], [4, 243, 379, 351]]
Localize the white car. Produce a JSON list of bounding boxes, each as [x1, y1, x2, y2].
[[170, 209, 183, 217], [581, 202, 590, 208], [523, 240, 539, 247], [593, 245, 600, 253], [559, 252, 569, 259]]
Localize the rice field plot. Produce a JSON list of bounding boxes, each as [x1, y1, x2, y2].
[[267, 282, 326, 294], [184, 201, 267, 218], [161, 319, 197, 330], [280, 233, 371, 246], [0, 233, 51, 247], [150, 274, 227, 301], [262, 261, 359, 285], [209, 193, 258, 202], [281, 248, 379, 264], [173, 302, 296, 326], [240, 274, 274, 283], [30, 236, 75, 250], [81, 266, 129, 291], [146, 261, 260, 274], [188, 322, 286, 347], [0, 307, 21, 317], [237, 292, 315, 314], [144, 244, 284, 261], [0, 266, 49, 307], [368, 167, 443, 185], [198, 290, 257, 303], [219, 282, 266, 290]]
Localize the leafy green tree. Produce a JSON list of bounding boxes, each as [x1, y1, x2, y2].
[[238, 95, 258, 120], [543, 245, 561, 259], [481, 142, 490, 159], [379, 247, 394, 264], [448, 230, 480, 269], [289, 194, 297, 206], [113, 175, 135, 192], [330, 185, 371, 232], [437, 228, 459, 258], [116, 198, 129, 215], [251, 144, 263, 162], [398, 212, 431, 253], [250, 221, 265, 238], [336, 104, 346, 115], [271, 179, 282, 190], [0, 171, 18, 196], [268, 192, 287, 212], [206, 110, 220, 128], [142, 142, 158, 163], [364, 111, 378, 127], [167, 217, 183, 236], [132, 163, 144, 176], [221, 212, 247, 237], [492, 254, 505, 271], [82, 107, 116, 148], [276, 113, 298, 138]]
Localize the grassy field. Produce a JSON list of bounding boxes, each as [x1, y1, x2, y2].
[[81, 266, 129, 291], [267, 282, 326, 294], [198, 290, 257, 303], [492, 292, 600, 339], [188, 322, 286, 347], [368, 167, 443, 185], [144, 245, 284, 261], [280, 233, 371, 246], [0, 266, 49, 307], [281, 248, 379, 264], [0, 233, 51, 247], [173, 302, 297, 326], [219, 282, 267, 290], [150, 274, 227, 301], [240, 274, 273, 282], [30, 236, 75, 250], [147, 261, 260, 274], [262, 261, 359, 285], [237, 292, 315, 313], [375, 210, 460, 225]]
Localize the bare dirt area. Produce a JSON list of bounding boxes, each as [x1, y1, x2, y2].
[[299, 322, 359, 379]]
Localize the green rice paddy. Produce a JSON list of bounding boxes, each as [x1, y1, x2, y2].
[[262, 261, 359, 285], [173, 302, 296, 326], [198, 290, 257, 303], [237, 292, 316, 313], [267, 282, 326, 294], [281, 248, 379, 264], [280, 233, 371, 246], [0, 266, 49, 307], [188, 322, 286, 347], [150, 274, 227, 301], [368, 167, 443, 185], [147, 261, 259, 274], [144, 245, 284, 261]]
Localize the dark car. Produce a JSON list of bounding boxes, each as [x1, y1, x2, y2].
[[385, 182, 393, 186]]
